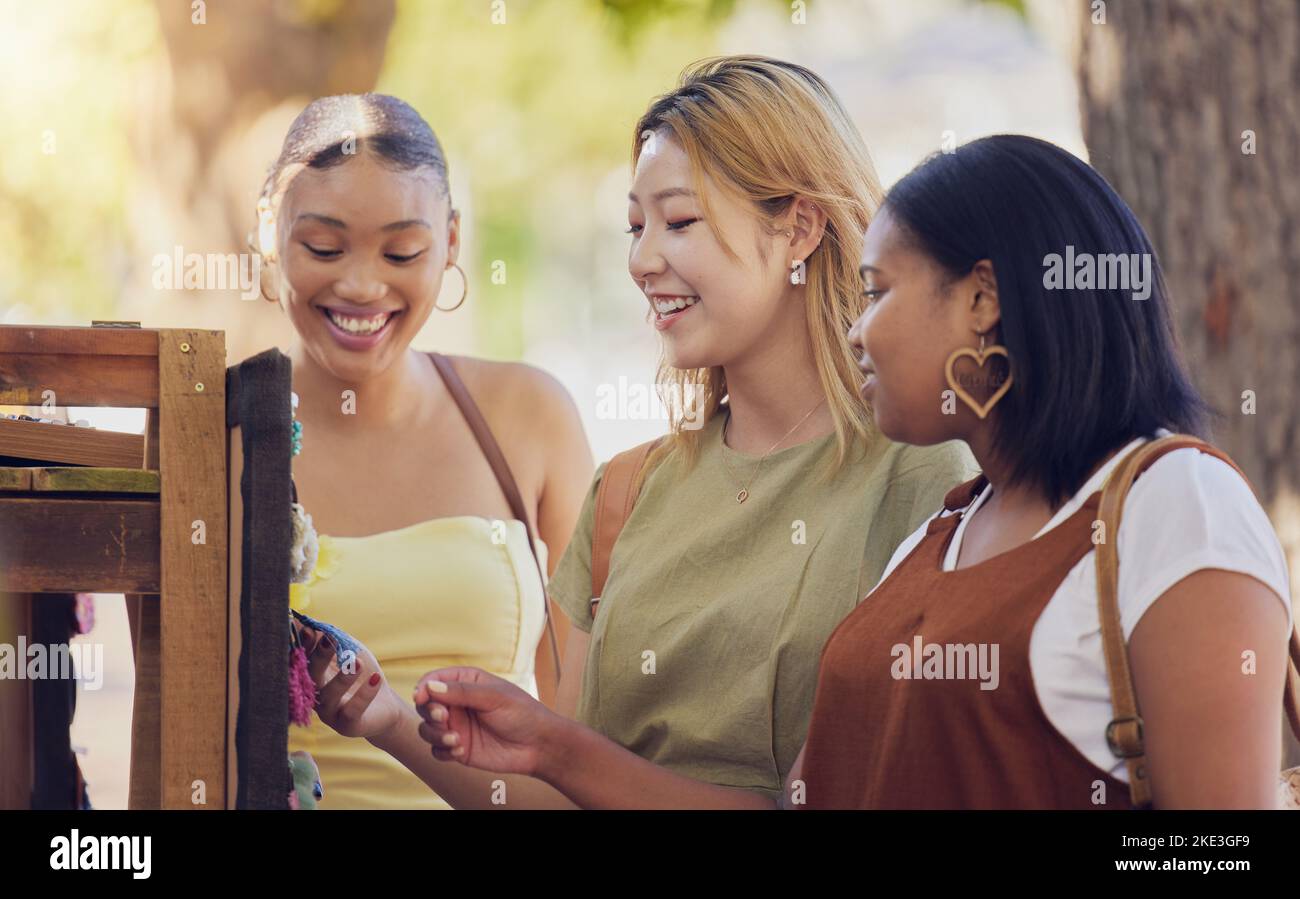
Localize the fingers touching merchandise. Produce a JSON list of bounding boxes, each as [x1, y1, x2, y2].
[[295, 618, 404, 741], [412, 667, 567, 777]]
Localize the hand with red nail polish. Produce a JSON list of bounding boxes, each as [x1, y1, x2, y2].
[[303, 624, 402, 741]]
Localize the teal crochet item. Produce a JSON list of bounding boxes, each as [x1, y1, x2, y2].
[[290, 390, 302, 456]]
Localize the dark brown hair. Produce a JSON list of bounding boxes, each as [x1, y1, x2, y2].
[[258, 93, 450, 213]]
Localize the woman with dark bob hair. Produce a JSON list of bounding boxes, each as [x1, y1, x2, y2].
[[311, 134, 1297, 809]]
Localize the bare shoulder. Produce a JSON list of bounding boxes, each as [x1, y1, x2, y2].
[[442, 354, 579, 422], [439, 354, 588, 492]]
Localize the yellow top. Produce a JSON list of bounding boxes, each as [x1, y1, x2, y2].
[[287, 515, 549, 809]]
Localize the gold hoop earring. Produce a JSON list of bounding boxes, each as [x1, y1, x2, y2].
[[259, 261, 279, 304], [944, 331, 1013, 420], [436, 262, 468, 312]]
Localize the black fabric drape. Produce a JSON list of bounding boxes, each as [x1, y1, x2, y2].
[[227, 350, 292, 809], [30, 593, 88, 809]]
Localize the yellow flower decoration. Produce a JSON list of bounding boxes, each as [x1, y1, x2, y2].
[[289, 582, 310, 613], [314, 535, 340, 578], [289, 535, 341, 613]]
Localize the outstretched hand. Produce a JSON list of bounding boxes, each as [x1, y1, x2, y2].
[[413, 667, 566, 777]]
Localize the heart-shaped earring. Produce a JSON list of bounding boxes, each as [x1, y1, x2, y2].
[[944, 332, 1013, 420]]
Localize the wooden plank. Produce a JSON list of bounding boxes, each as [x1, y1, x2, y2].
[[0, 324, 160, 356], [0, 593, 33, 809], [0, 468, 32, 490], [127, 409, 161, 808], [157, 329, 227, 809], [0, 497, 160, 593], [29, 467, 160, 494], [143, 402, 160, 469], [0, 418, 146, 468], [127, 597, 162, 809], [0, 354, 160, 408], [225, 425, 242, 808]]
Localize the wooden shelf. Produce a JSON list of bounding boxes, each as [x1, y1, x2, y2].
[[0, 418, 145, 468], [0, 466, 160, 494], [0, 495, 160, 593]]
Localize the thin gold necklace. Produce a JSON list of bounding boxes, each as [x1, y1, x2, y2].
[[720, 399, 827, 504]]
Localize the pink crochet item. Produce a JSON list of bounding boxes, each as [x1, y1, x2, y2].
[[288, 645, 317, 727], [74, 593, 95, 635]]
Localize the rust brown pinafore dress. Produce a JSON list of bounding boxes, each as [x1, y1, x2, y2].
[[797, 474, 1135, 809]]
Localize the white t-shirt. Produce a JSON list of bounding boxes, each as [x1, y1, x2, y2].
[[872, 432, 1294, 783]]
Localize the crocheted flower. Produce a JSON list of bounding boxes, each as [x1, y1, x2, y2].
[[289, 502, 318, 584]]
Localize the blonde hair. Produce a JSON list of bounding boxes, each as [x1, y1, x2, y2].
[[632, 55, 883, 484]]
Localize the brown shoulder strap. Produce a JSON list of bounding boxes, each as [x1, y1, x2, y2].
[[589, 437, 664, 621], [943, 474, 987, 512], [1096, 433, 1300, 808], [427, 352, 560, 682]]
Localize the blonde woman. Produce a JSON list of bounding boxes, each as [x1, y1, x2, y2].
[[307, 56, 976, 807], [230, 93, 594, 809]]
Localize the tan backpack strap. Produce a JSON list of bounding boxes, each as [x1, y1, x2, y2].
[[428, 352, 561, 683], [589, 437, 663, 621], [1095, 433, 1300, 807], [1287, 628, 1300, 743]]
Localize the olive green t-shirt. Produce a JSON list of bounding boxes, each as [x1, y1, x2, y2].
[[548, 411, 978, 803]]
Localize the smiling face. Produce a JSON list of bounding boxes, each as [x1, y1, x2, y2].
[[626, 130, 799, 371], [267, 152, 456, 383], [848, 208, 990, 446]]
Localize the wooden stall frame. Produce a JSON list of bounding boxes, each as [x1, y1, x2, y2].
[[0, 324, 228, 809]]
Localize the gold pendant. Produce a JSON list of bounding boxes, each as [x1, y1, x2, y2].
[[736, 488, 748, 503]]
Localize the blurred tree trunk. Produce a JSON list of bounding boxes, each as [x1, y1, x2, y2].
[[124, 0, 396, 363], [1078, 0, 1299, 764]]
